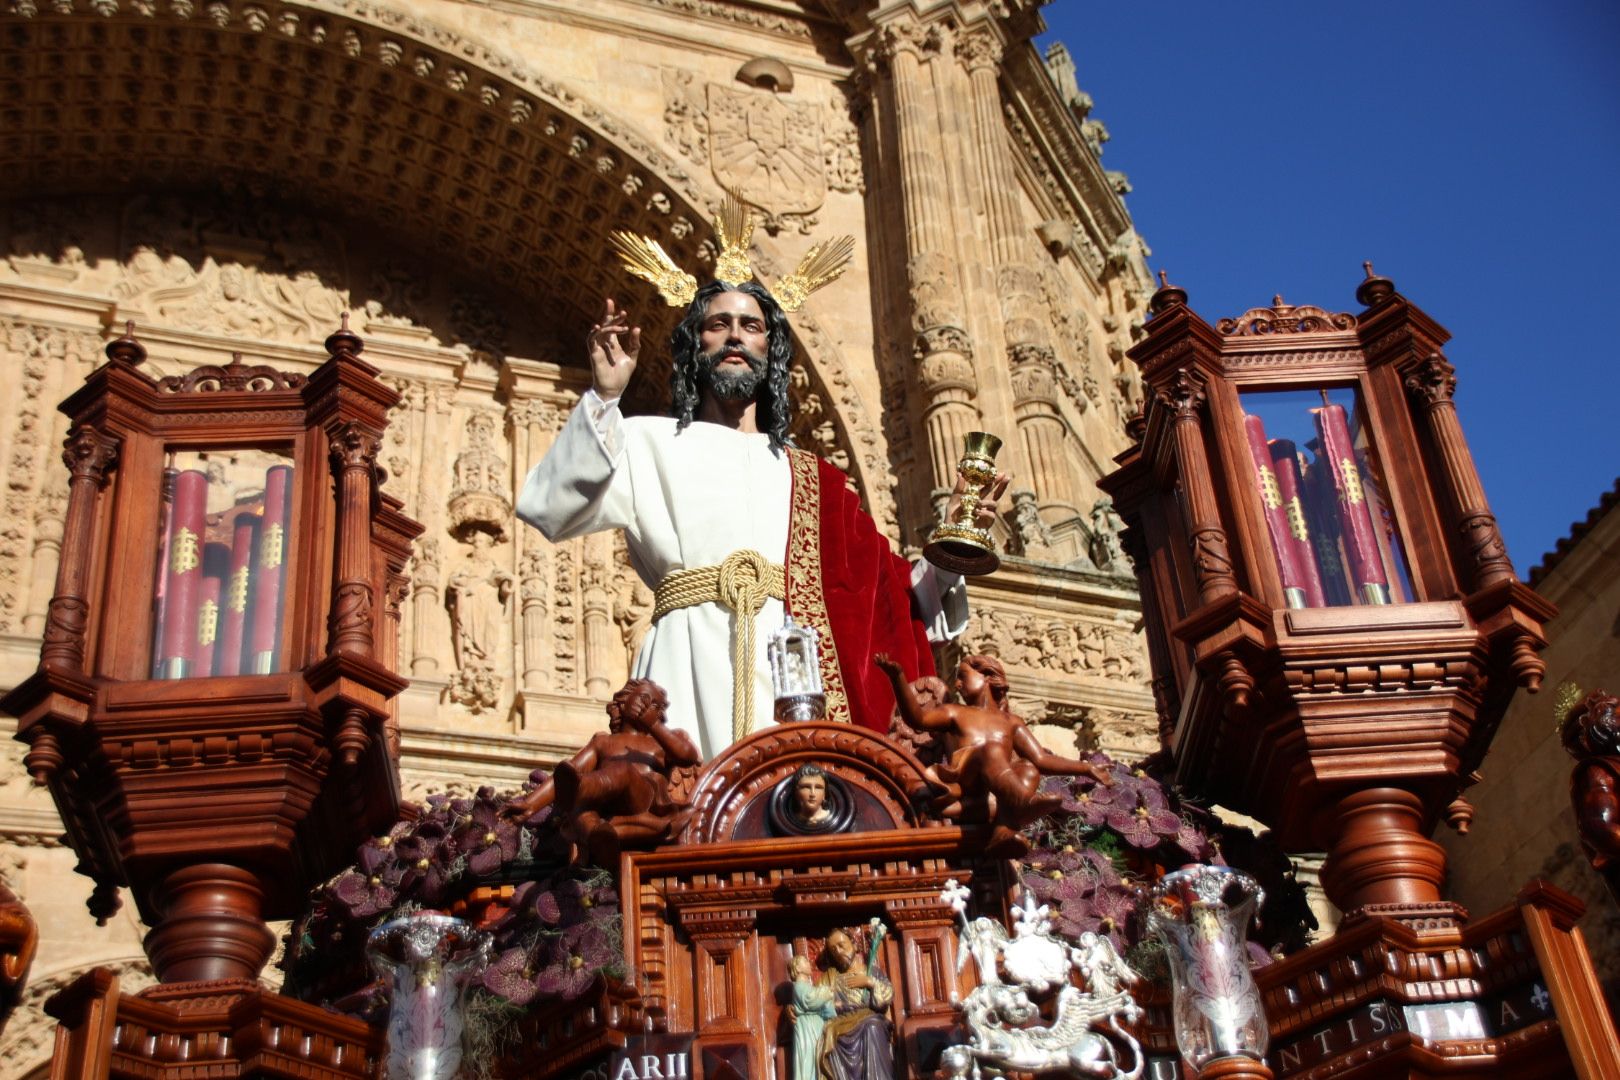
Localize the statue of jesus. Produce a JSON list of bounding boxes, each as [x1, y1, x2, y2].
[[518, 266, 1004, 757]]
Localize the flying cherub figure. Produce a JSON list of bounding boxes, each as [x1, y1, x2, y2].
[[876, 652, 1112, 853]]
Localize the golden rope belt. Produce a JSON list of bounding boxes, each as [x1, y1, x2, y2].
[[652, 549, 786, 744]]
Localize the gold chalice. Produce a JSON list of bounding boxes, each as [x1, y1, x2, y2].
[[924, 431, 1003, 576]]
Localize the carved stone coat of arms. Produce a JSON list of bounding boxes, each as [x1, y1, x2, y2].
[[706, 84, 826, 214]]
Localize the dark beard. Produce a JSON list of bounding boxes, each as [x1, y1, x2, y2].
[[697, 345, 767, 402]]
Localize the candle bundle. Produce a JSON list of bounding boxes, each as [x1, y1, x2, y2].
[[1239, 398, 1405, 610], [1312, 404, 1391, 606], [1242, 415, 1324, 609], [150, 461, 295, 679]]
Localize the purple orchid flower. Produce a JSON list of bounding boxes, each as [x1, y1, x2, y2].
[[534, 922, 617, 1000], [328, 842, 403, 920], [454, 798, 521, 878], [483, 943, 546, 1006]]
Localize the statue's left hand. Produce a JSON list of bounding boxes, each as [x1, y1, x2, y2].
[[944, 470, 1011, 530]]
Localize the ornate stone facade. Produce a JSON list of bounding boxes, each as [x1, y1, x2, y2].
[[0, 2, 1154, 1074]]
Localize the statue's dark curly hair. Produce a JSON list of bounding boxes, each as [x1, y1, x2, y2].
[[670, 279, 795, 453]]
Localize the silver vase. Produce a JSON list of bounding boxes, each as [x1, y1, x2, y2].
[[1146, 864, 1269, 1071], [368, 913, 494, 1080]]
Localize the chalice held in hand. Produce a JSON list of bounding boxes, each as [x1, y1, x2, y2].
[[925, 432, 1003, 576]]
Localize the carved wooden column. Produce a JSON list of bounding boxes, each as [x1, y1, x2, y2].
[[1155, 368, 1238, 606], [681, 909, 763, 1079], [1402, 352, 1515, 592], [1319, 787, 1447, 914], [871, 14, 983, 499], [325, 409, 383, 766], [39, 425, 118, 675], [142, 864, 275, 983]]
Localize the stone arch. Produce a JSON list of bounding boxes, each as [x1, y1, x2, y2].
[[0, 0, 890, 524]]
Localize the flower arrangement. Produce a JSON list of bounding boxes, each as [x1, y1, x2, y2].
[[281, 773, 627, 1029], [1018, 751, 1316, 976], [283, 751, 1316, 1054]]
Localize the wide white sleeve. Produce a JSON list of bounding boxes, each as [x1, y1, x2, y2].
[[515, 390, 637, 543], [911, 559, 969, 644]]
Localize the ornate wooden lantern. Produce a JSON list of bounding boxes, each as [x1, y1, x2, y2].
[[1102, 270, 1620, 1077], [1102, 267, 1554, 921], [1, 321, 420, 985]]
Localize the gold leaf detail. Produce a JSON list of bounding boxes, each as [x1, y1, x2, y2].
[[609, 231, 698, 308], [170, 527, 200, 575], [774, 235, 854, 313]]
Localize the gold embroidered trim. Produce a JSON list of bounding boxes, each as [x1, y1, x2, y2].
[[785, 448, 850, 724]]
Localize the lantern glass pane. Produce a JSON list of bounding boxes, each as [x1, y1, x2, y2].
[[1237, 386, 1413, 608], [150, 446, 296, 679]]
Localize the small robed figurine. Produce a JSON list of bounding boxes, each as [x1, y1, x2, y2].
[[503, 679, 701, 866], [790, 923, 894, 1080], [877, 652, 1113, 853]]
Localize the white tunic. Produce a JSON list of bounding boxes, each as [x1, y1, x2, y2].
[[517, 392, 965, 759]]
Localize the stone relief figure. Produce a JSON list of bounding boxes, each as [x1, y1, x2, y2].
[[445, 531, 513, 671], [877, 653, 1113, 853], [1088, 496, 1129, 573], [502, 679, 701, 867]]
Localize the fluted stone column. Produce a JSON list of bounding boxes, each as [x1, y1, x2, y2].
[[519, 547, 549, 690], [960, 22, 1081, 522], [581, 533, 614, 699], [871, 15, 984, 499], [409, 539, 442, 676]]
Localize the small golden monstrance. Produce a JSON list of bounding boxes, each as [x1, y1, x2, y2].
[[924, 431, 1003, 576]]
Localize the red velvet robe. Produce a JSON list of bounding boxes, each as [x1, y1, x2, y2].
[[783, 451, 936, 732]]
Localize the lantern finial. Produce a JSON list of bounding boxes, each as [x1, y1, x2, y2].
[[1355, 260, 1395, 307], [1150, 269, 1188, 315], [105, 321, 147, 367]]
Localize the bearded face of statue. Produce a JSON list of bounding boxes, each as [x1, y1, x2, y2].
[[696, 291, 769, 402], [826, 929, 856, 972]]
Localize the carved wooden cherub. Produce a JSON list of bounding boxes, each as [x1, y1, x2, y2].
[[1561, 689, 1620, 903], [0, 880, 37, 1036], [876, 652, 1112, 853], [503, 678, 701, 866]]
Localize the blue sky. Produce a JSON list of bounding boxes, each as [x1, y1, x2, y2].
[[1039, 2, 1620, 577]]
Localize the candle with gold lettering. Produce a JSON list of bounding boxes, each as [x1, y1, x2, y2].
[[156, 469, 207, 679], [1242, 414, 1312, 609], [195, 572, 223, 677], [1312, 404, 1390, 605], [216, 513, 258, 677], [1268, 439, 1327, 608], [248, 464, 293, 674]]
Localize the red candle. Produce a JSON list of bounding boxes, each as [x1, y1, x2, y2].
[[1268, 439, 1327, 608], [156, 469, 208, 678], [195, 573, 223, 677], [1313, 404, 1391, 605], [216, 513, 258, 677], [248, 464, 293, 674], [1243, 415, 1312, 609]]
